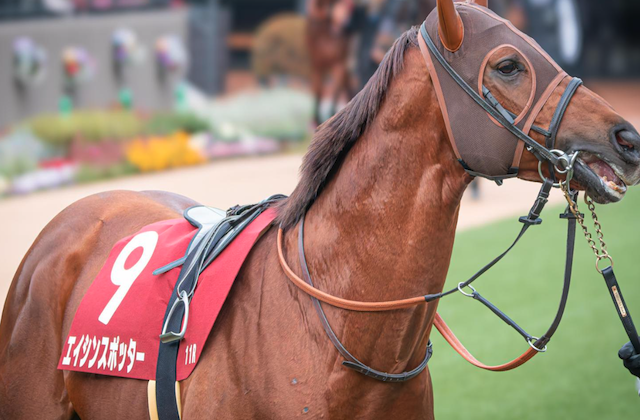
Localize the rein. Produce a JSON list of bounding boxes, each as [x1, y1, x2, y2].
[[274, 22, 640, 382], [277, 181, 576, 378]]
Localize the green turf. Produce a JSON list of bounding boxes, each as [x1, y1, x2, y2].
[[431, 188, 640, 419]]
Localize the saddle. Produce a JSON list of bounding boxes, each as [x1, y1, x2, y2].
[[58, 194, 283, 420], [154, 195, 285, 419]]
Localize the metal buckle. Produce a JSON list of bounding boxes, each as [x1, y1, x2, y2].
[[527, 336, 548, 353], [160, 290, 190, 344]]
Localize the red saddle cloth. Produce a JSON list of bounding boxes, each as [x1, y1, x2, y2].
[[58, 208, 276, 381]]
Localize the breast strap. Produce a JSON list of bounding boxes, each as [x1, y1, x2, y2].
[[297, 214, 433, 382], [277, 185, 578, 376]]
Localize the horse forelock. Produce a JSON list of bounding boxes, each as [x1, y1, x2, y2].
[[274, 27, 420, 230]]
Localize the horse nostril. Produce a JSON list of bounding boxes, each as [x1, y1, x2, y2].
[[616, 130, 639, 153]]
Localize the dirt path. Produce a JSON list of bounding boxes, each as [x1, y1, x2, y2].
[[0, 154, 564, 309], [1, 81, 637, 309]]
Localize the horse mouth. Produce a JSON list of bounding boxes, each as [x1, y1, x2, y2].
[[573, 152, 627, 203]]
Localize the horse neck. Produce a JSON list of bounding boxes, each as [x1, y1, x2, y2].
[[297, 48, 470, 372]]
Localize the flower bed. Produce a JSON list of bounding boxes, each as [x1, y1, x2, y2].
[[0, 88, 312, 198]]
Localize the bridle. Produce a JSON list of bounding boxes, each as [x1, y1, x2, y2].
[[420, 23, 582, 181], [275, 22, 640, 382]]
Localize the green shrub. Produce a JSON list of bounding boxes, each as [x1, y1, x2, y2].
[[0, 129, 57, 178], [28, 110, 211, 147], [30, 111, 144, 146], [74, 162, 138, 184], [145, 112, 210, 136]]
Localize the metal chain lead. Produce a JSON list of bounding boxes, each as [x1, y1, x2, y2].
[[584, 194, 609, 254], [561, 184, 614, 273]]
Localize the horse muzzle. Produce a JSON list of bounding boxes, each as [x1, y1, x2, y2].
[[569, 126, 640, 204]]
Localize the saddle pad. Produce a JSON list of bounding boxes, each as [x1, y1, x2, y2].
[[58, 208, 276, 381]]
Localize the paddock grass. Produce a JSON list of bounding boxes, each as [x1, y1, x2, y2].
[[431, 188, 640, 419]]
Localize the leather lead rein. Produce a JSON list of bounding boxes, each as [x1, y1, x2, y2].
[[277, 183, 577, 376]]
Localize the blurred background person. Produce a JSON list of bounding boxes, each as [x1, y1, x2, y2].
[[351, 0, 434, 91]]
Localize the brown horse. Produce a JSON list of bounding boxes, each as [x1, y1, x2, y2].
[[2, 1, 640, 419], [307, 0, 354, 126]]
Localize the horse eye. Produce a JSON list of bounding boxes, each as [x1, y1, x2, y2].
[[497, 61, 519, 76]]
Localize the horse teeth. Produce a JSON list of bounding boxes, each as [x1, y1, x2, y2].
[[607, 180, 623, 192]]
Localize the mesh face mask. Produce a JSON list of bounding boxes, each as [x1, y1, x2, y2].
[[418, 3, 569, 179]]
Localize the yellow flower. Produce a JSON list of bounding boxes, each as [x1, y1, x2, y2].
[[125, 132, 206, 172]]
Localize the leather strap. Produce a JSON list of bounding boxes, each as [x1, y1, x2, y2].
[[277, 189, 576, 373], [419, 23, 561, 167], [546, 77, 583, 182], [547, 77, 583, 150], [432, 313, 538, 371], [470, 290, 533, 340], [601, 266, 640, 352], [278, 227, 426, 311], [536, 205, 577, 347], [298, 214, 432, 382], [434, 204, 576, 370]]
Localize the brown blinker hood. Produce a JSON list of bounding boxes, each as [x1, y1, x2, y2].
[[418, 3, 569, 180]]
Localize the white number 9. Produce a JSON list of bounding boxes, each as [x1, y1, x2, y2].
[[98, 231, 159, 325]]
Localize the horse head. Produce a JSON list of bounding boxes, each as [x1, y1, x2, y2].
[[426, 0, 640, 204]]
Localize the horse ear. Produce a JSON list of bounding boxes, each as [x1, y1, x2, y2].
[[436, 0, 464, 52], [473, 0, 488, 7]]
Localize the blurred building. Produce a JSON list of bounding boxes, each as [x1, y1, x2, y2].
[[0, 0, 310, 127], [0, 0, 638, 128]]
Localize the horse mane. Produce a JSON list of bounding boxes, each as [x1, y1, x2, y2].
[[275, 27, 419, 229]]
